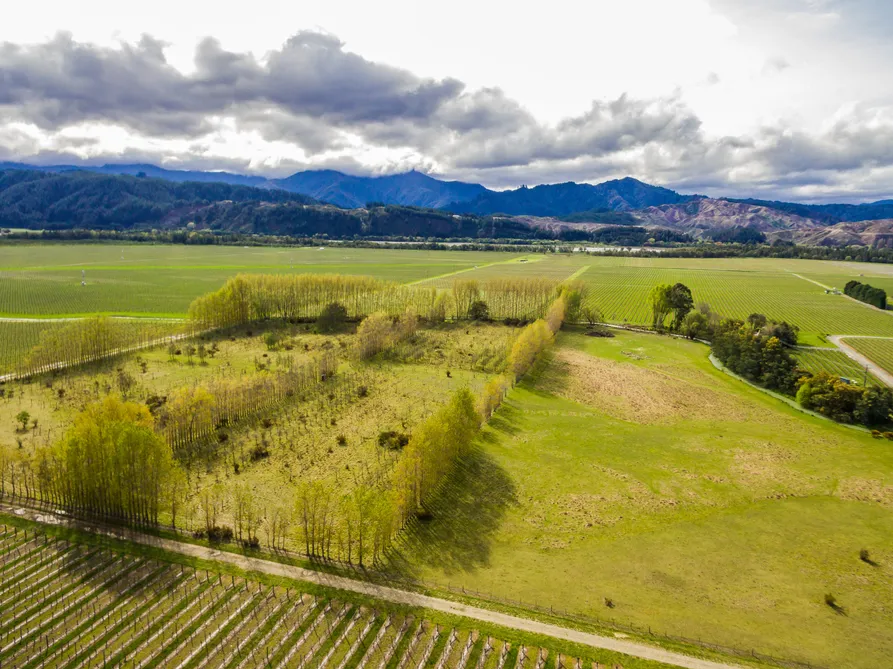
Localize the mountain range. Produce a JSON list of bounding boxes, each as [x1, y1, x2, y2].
[[2, 161, 893, 246], [3, 161, 891, 221]]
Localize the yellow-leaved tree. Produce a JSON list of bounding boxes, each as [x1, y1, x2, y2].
[[36, 395, 181, 525]]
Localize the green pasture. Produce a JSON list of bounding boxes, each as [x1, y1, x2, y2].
[[3, 244, 893, 350], [0, 245, 520, 317], [393, 330, 893, 669]]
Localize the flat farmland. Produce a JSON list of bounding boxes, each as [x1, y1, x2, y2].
[[0, 245, 515, 317], [0, 321, 67, 374], [394, 330, 893, 669], [3, 244, 893, 347], [793, 347, 875, 385], [582, 264, 893, 345], [842, 337, 893, 377], [0, 524, 657, 669], [415, 254, 893, 345], [423, 255, 585, 289]]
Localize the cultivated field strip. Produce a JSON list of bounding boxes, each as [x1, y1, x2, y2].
[[582, 265, 893, 339], [420, 257, 584, 290], [841, 337, 893, 377], [0, 527, 607, 669], [0, 248, 507, 317], [0, 321, 69, 373], [792, 347, 874, 384]]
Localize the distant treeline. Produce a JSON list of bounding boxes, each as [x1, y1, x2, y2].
[[558, 209, 639, 225], [587, 242, 893, 264], [844, 280, 887, 309], [730, 198, 893, 225], [705, 225, 767, 244], [559, 226, 691, 245], [12, 221, 893, 263]]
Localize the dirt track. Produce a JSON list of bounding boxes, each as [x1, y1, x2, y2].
[[828, 335, 893, 387], [1, 503, 738, 669]]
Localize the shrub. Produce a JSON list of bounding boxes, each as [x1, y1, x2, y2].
[[823, 593, 846, 615], [336, 434, 348, 446], [15, 410, 31, 431], [207, 526, 234, 543], [264, 331, 281, 350], [145, 394, 167, 415], [317, 302, 348, 332], [468, 300, 490, 321], [357, 385, 369, 397], [250, 444, 270, 461], [378, 430, 410, 450]]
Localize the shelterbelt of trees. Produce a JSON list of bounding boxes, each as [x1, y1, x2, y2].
[[1, 274, 576, 566], [188, 274, 567, 329], [844, 280, 888, 310], [652, 283, 893, 428]]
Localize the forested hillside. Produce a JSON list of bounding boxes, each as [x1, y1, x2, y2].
[[191, 202, 545, 239], [730, 197, 893, 224], [0, 169, 315, 229], [449, 177, 696, 216]]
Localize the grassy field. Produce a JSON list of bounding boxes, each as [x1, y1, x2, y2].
[[392, 329, 893, 669], [3, 245, 893, 350], [418, 255, 893, 346], [0, 321, 508, 532], [0, 245, 518, 317], [4, 242, 893, 667], [0, 523, 669, 669], [842, 337, 893, 377]]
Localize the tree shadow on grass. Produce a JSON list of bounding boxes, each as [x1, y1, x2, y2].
[[486, 402, 523, 436], [518, 347, 572, 401], [53, 539, 165, 598], [386, 446, 518, 578]]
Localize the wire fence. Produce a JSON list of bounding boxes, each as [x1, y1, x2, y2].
[[0, 494, 828, 669]]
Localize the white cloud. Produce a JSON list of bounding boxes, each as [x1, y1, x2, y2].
[[0, 0, 891, 202]]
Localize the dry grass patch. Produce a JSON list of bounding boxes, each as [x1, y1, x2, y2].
[[837, 477, 893, 507], [542, 348, 755, 424]]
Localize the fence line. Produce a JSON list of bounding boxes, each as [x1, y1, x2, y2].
[[0, 494, 826, 669]]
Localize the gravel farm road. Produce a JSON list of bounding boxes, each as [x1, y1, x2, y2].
[[1, 503, 739, 669]]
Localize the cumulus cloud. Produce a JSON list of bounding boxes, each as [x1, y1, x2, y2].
[[0, 30, 892, 202]]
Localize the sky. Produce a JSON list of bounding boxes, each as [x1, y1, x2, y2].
[[1, 0, 892, 202]]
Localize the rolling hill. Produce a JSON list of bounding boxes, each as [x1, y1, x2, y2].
[[448, 177, 696, 216], [270, 169, 489, 208], [0, 169, 315, 229], [3, 163, 893, 246]]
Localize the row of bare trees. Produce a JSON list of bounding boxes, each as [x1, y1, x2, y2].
[[160, 352, 337, 460], [19, 317, 190, 378]]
